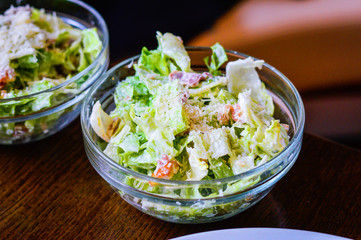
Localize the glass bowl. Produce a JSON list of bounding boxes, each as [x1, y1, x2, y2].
[[0, 0, 109, 144], [81, 47, 305, 223]]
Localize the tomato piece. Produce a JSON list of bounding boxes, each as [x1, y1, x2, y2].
[[231, 104, 244, 123], [217, 104, 233, 125], [0, 66, 15, 89], [152, 154, 179, 179]]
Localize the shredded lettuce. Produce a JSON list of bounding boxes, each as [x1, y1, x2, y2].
[[0, 6, 103, 141], [186, 147, 209, 180], [204, 42, 228, 76], [156, 32, 191, 72], [90, 32, 290, 205], [137, 47, 170, 76], [82, 28, 102, 61]]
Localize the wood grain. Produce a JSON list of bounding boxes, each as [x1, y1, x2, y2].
[[0, 119, 360, 240]]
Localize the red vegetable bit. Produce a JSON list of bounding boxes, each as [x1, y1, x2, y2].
[[217, 104, 234, 125], [152, 154, 179, 179], [0, 90, 7, 98], [231, 104, 244, 123], [180, 90, 190, 104], [0, 66, 15, 89]]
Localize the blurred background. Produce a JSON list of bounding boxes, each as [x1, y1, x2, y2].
[[85, 0, 361, 149]]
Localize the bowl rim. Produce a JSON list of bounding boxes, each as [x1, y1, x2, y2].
[[81, 46, 305, 186], [0, 0, 109, 103]]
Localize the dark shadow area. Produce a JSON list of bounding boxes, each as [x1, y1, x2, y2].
[[83, 0, 239, 62], [302, 85, 361, 150]]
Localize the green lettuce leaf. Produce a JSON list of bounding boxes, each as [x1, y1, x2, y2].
[[152, 81, 189, 136], [186, 147, 209, 180], [204, 42, 228, 76], [82, 28, 102, 60], [216, 89, 237, 105], [209, 158, 233, 179], [226, 57, 274, 115], [30, 9, 52, 32], [204, 128, 233, 159], [119, 133, 141, 153], [137, 47, 170, 76], [110, 76, 151, 126], [130, 106, 176, 160], [259, 120, 289, 156], [229, 155, 255, 175], [123, 149, 156, 172], [156, 32, 191, 72]]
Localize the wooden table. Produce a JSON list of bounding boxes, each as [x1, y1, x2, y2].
[[1, 119, 360, 240]]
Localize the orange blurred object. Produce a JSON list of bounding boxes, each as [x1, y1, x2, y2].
[[189, 0, 361, 92]]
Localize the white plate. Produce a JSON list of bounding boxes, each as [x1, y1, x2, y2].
[[170, 228, 352, 240]]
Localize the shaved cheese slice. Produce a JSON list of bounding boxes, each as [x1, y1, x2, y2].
[[89, 101, 117, 142]]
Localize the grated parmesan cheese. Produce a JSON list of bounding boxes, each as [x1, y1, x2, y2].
[[183, 103, 210, 132], [183, 101, 233, 132], [0, 6, 55, 68]]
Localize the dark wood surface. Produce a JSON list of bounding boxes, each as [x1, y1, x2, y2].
[[1, 119, 360, 240]]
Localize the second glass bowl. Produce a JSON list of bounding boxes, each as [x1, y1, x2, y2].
[[0, 0, 109, 144]]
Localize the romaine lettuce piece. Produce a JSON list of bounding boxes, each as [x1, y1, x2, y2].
[[110, 76, 151, 126], [10, 54, 39, 82], [119, 133, 141, 153], [208, 157, 233, 179], [204, 128, 233, 159], [188, 130, 208, 159], [173, 136, 190, 156], [16, 54, 39, 69], [31, 92, 52, 111], [184, 130, 210, 180], [223, 175, 260, 195], [31, 8, 52, 32], [56, 28, 83, 46], [145, 130, 176, 161], [186, 147, 209, 181], [135, 67, 168, 95], [152, 81, 189, 136], [259, 120, 289, 156], [82, 28, 102, 60], [130, 106, 176, 160], [229, 155, 255, 175], [123, 149, 157, 171], [0, 79, 58, 116], [216, 89, 237, 105], [236, 124, 261, 156], [156, 32, 191, 72], [36, 50, 59, 78], [226, 57, 264, 97], [103, 144, 121, 163], [226, 57, 275, 115], [234, 90, 263, 128], [204, 42, 228, 76], [138, 46, 171, 76], [188, 77, 227, 97]]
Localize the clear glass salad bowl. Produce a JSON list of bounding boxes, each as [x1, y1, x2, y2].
[[0, 0, 109, 144], [81, 47, 305, 223]]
